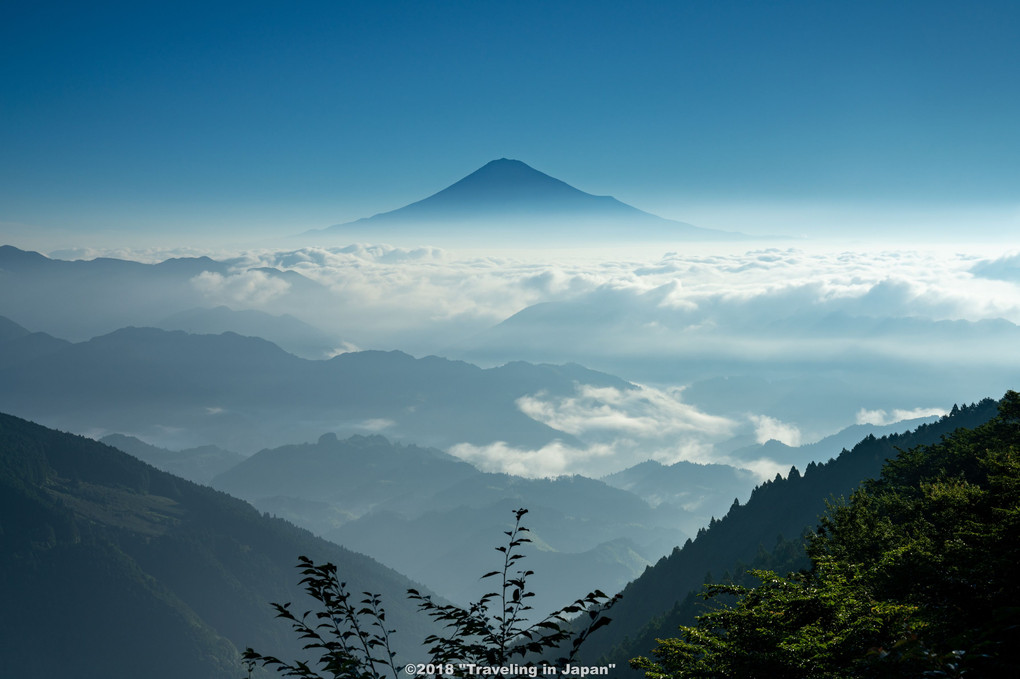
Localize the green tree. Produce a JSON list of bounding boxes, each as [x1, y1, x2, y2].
[[634, 391, 1020, 678], [244, 508, 620, 678]]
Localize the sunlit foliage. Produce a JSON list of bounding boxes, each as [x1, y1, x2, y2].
[[634, 391, 1020, 678]]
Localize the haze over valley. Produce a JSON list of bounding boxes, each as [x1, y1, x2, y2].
[[3, 2, 1018, 676]]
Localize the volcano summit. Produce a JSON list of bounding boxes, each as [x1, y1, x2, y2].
[[308, 159, 743, 242]]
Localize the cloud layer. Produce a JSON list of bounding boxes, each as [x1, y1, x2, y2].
[[44, 241, 1020, 478], [156, 243, 1020, 363]]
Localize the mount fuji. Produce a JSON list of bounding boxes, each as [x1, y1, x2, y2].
[[308, 159, 744, 242]]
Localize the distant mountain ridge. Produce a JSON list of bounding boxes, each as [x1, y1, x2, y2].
[[100, 433, 244, 485], [209, 432, 696, 611], [312, 159, 744, 241], [0, 245, 339, 346], [0, 316, 631, 453], [154, 305, 343, 359], [602, 459, 757, 530]]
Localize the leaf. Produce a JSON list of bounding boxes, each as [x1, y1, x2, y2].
[[248, 506, 616, 677]]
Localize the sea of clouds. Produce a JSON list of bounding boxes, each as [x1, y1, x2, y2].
[[47, 242, 1020, 478]]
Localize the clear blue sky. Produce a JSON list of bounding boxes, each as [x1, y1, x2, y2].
[[2, 0, 1018, 242]]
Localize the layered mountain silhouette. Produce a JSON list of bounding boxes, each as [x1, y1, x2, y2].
[[311, 159, 743, 241], [100, 433, 244, 485], [208, 432, 700, 610], [155, 305, 343, 359], [0, 412, 437, 679], [0, 245, 338, 347], [0, 316, 629, 453]]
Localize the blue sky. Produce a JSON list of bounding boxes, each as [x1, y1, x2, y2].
[[2, 0, 1018, 243]]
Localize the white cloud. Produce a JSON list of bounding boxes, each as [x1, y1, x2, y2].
[[359, 418, 395, 432], [446, 383, 758, 478], [856, 406, 948, 426], [46, 246, 220, 263], [87, 242, 1013, 364], [191, 270, 291, 306], [971, 252, 1020, 283], [327, 342, 362, 357], [58, 242, 1020, 332], [517, 384, 736, 440], [749, 415, 802, 446], [448, 437, 787, 481], [448, 440, 618, 478], [742, 457, 790, 482]]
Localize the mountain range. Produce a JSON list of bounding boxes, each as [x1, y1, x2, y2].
[[310, 159, 744, 241], [0, 244, 340, 353], [203, 432, 727, 611], [0, 412, 438, 679], [0, 316, 634, 453], [4, 391, 1009, 678]]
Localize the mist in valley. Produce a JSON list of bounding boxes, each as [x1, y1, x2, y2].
[[3, 1, 1018, 676]]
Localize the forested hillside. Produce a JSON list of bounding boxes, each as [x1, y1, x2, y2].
[[584, 397, 1002, 670], [635, 391, 1020, 677]]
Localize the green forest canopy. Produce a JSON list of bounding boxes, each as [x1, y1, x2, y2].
[[633, 391, 1020, 678]]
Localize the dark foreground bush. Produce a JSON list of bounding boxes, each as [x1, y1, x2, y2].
[[244, 508, 620, 678]]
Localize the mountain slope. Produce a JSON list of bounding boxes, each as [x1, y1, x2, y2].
[[353, 158, 663, 222], [634, 392, 1020, 677], [0, 315, 70, 368], [577, 396, 1003, 668], [212, 433, 480, 521], [154, 305, 343, 359], [314, 159, 742, 241], [0, 412, 436, 679], [211, 433, 692, 610], [601, 460, 758, 533], [101, 432, 245, 485]]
